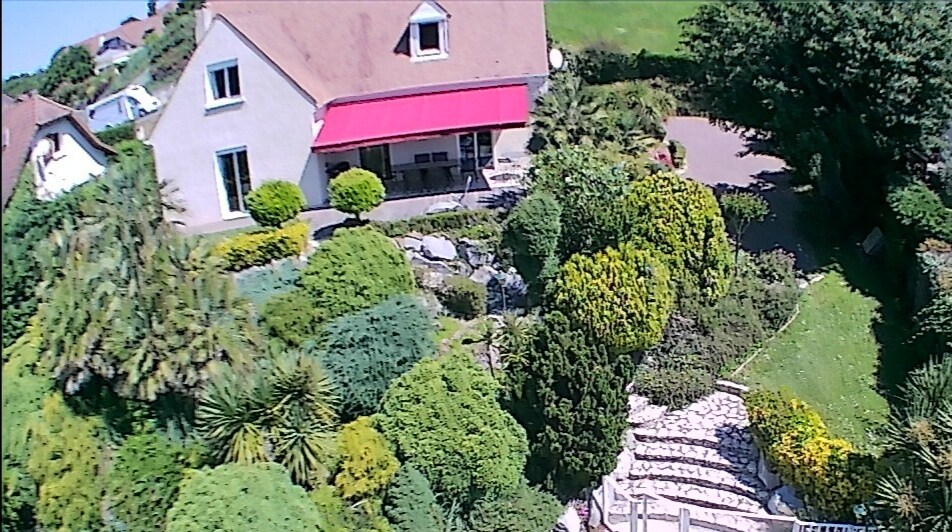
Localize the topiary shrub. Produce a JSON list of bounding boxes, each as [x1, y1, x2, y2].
[[502, 192, 562, 299], [633, 353, 715, 409], [245, 181, 306, 227], [212, 221, 309, 271], [551, 243, 673, 353], [260, 288, 327, 348], [300, 226, 414, 321], [379, 351, 528, 507], [439, 275, 487, 320], [384, 464, 445, 532], [334, 417, 399, 501], [316, 295, 434, 418], [329, 168, 385, 220], [468, 483, 563, 532]]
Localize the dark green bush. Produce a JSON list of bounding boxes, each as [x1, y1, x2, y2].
[[633, 354, 715, 409], [245, 181, 306, 227], [95, 122, 136, 145], [371, 209, 500, 237], [383, 464, 445, 532], [261, 288, 327, 348], [502, 192, 562, 296], [439, 275, 487, 319], [669, 139, 687, 168], [468, 483, 563, 532], [235, 260, 303, 311], [887, 181, 952, 241], [572, 47, 698, 85]]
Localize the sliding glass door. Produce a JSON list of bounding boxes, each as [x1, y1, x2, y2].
[[358, 144, 392, 180], [458, 131, 493, 174]]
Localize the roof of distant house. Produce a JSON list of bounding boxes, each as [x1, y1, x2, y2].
[[204, 0, 548, 106], [75, 1, 176, 57], [1, 93, 115, 208]]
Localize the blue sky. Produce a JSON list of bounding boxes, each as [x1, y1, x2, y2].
[[2, 0, 156, 78]]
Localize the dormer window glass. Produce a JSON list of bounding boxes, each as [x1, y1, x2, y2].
[[409, 1, 448, 61]]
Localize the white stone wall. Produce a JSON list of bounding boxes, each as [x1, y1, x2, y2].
[[32, 120, 108, 200]]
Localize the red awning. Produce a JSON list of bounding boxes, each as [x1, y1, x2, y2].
[[313, 84, 529, 152]]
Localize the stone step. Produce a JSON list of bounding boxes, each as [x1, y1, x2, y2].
[[628, 460, 768, 502], [632, 429, 756, 455], [631, 441, 759, 478], [619, 479, 767, 515]]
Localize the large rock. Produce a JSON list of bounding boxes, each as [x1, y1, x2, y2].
[[410, 254, 456, 275], [469, 265, 497, 285], [757, 449, 782, 491], [422, 235, 457, 261], [767, 485, 804, 516], [457, 237, 495, 268], [401, 236, 423, 252], [556, 505, 582, 532]]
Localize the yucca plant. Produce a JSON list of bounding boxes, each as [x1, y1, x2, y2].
[[530, 72, 606, 151]]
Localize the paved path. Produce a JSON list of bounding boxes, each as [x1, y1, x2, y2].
[[666, 117, 817, 272]]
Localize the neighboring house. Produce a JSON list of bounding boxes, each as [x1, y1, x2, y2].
[[149, 0, 549, 231], [1, 93, 115, 208], [76, 2, 176, 73]]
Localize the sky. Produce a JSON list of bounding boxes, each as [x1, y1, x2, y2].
[[2, 0, 157, 78]]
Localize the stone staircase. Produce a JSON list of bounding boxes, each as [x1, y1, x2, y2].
[[607, 386, 773, 531]]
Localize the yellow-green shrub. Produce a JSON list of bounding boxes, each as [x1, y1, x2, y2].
[[213, 221, 309, 271], [745, 390, 875, 521]]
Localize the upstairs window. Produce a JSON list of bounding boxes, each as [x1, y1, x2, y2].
[[207, 60, 241, 104], [409, 1, 448, 60]]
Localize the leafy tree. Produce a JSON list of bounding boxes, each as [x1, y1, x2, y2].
[[588, 80, 678, 141], [246, 180, 306, 227], [508, 312, 634, 498], [384, 464, 446, 532], [196, 351, 338, 488], [149, 11, 196, 82], [317, 295, 434, 418], [625, 171, 732, 300], [2, 328, 52, 462], [26, 394, 105, 532], [329, 168, 386, 220], [301, 226, 415, 320], [334, 417, 399, 501], [379, 351, 529, 507], [720, 191, 770, 267], [551, 243, 673, 353], [468, 483, 563, 532], [36, 151, 260, 401], [39, 46, 94, 98], [683, 1, 952, 212], [876, 357, 952, 531], [106, 432, 204, 532], [502, 191, 562, 300], [1, 72, 43, 97], [165, 463, 327, 531]]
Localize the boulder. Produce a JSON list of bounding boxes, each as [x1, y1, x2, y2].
[[422, 235, 457, 261], [767, 485, 804, 516], [410, 254, 456, 275], [556, 505, 582, 532], [469, 265, 497, 285], [757, 449, 782, 490], [458, 237, 495, 268], [401, 236, 423, 252]]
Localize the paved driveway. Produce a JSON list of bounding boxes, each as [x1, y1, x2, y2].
[[665, 117, 816, 272]]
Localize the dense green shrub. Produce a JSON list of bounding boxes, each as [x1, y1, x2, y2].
[[166, 463, 326, 531], [301, 226, 415, 320], [633, 353, 715, 409], [746, 389, 875, 520], [245, 181, 306, 227], [887, 181, 952, 241], [317, 295, 434, 418], [148, 11, 196, 82], [95, 122, 136, 145], [329, 168, 386, 220], [260, 289, 327, 348], [468, 483, 563, 532], [310, 484, 390, 532], [383, 464, 445, 532], [334, 417, 399, 501], [380, 351, 528, 507], [212, 221, 309, 271], [235, 259, 303, 311], [502, 192, 562, 297], [371, 208, 501, 237], [508, 312, 633, 498], [439, 275, 488, 320], [625, 171, 732, 301], [106, 433, 203, 532], [2, 464, 37, 532], [551, 243, 673, 353]]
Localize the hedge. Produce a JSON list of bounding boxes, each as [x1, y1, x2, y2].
[[439, 275, 487, 320], [95, 122, 136, 145], [212, 221, 309, 271], [572, 47, 699, 85], [371, 209, 501, 238], [887, 181, 952, 242]]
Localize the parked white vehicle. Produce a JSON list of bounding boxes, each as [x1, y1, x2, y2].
[[86, 85, 162, 132]]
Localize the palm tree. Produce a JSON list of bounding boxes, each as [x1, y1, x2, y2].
[[875, 357, 952, 531], [197, 351, 339, 488], [530, 72, 606, 151]]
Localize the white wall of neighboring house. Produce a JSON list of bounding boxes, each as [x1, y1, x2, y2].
[[31, 120, 108, 200], [150, 18, 321, 229]]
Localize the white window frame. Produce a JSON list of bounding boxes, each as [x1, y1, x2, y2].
[[205, 59, 243, 111], [215, 146, 252, 220], [409, 2, 448, 62]]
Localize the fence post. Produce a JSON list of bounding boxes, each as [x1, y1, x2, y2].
[[641, 497, 648, 532], [630, 500, 638, 532], [679, 508, 690, 532]]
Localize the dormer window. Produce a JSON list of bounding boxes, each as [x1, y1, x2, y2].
[[409, 1, 448, 61]]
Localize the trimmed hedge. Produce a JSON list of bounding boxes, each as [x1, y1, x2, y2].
[[246, 181, 306, 228], [371, 209, 501, 238], [212, 222, 309, 271], [95, 122, 136, 145], [572, 47, 699, 85], [745, 389, 875, 521], [439, 275, 487, 320]]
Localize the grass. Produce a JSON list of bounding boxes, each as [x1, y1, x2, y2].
[[738, 271, 890, 446], [544, 0, 706, 55]]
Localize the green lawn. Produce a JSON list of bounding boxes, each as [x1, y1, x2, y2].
[[545, 0, 706, 55], [738, 272, 889, 446]]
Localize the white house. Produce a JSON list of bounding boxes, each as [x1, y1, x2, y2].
[[149, 0, 549, 232], [1, 93, 115, 208]]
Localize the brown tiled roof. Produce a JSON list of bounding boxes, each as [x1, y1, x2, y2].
[[205, 0, 549, 105], [1, 94, 115, 207], [75, 1, 176, 56]]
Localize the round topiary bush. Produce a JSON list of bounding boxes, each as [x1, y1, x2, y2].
[[245, 181, 306, 227], [551, 243, 673, 353], [329, 168, 385, 220]]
